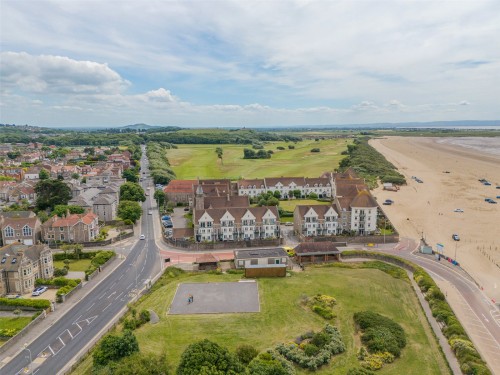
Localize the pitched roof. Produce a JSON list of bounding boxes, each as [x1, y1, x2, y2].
[[204, 196, 249, 209], [265, 177, 306, 187], [194, 206, 279, 224], [1, 216, 39, 230], [294, 242, 341, 255], [237, 179, 266, 188], [0, 211, 35, 219], [164, 180, 197, 194], [51, 212, 98, 227], [350, 190, 378, 208], [195, 253, 219, 264], [295, 205, 338, 218]]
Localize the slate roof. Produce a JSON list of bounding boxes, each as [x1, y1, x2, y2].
[[295, 205, 338, 218], [294, 242, 341, 256], [194, 206, 279, 225]]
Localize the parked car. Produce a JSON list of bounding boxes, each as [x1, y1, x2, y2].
[[483, 181, 491, 186], [164, 222, 173, 228], [452, 234, 460, 241], [383, 199, 394, 205], [32, 286, 48, 296], [162, 215, 171, 221], [148, 210, 153, 215], [183, 207, 190, 212], [284, 222, 293, 226], [140, 234, 146, 240], [453, 208, 464, 213], [485, 198, 497, 204]]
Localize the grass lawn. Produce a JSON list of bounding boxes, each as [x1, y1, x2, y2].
[[279, 199, 332, 212], [53, 259, 92, 272], [0, 316, 33, 336], [73, 266, 450, 375], [167, 138, 351, 180]]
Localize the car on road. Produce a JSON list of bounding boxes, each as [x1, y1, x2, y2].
[[453, 208, 464, 213], [452, 234, 460, 241], [140, 234, 146, 240], [32, 286, 48, 296], [148, 210, 152, 215]]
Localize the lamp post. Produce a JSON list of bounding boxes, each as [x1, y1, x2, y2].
[[23, 343, 33, 375], [383, 217, 386, 244]]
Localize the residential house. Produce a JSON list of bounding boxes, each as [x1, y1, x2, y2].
[[92, 194, 118, 222], [0, 211, 41, 246], [194, 206, 280, 242], [41, 212, 99, 243], [24, 166, 41, 180], [0, 244, 53, 296], [237, 176, 333, 199], [293, 205, 340, 237], [0, 168, 24, 181]]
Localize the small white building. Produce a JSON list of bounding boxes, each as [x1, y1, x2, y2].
[[234, 248, 289, 269]]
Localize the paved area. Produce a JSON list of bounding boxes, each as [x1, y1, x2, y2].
[[169, 281, 260, 315]]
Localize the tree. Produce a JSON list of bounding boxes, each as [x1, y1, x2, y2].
[[39, 168, 50, 180], [273, 190, 281, 199], [53, 205, 85, 217], [93, 330, 139, 368], [122, 168, 139, 183], [293, 189, 302, 199], [235, 344, 258, 365], [267, 197, 279, 206], [176, 339, 244, 375], [215, 147, 224, 165], [118, 201, 142, 223], [120, 182, 146, 202], [35, 179, 72, 211], [154, 189, 167, 208]]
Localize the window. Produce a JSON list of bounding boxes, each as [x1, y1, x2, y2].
[[60, 227, 64, 232], [60, 234, 65, 240], [4, 226, 14, 237], [250, 259, 258, 265], [23, 225, 32, 236]]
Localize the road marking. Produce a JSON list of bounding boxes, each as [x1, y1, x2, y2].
[[127, 283, 133, 289], [98, 291, 106, 299], [103, 303, 112, 311], [58, 337, 65, 346], [67, 329, 73, 339], [481, 313, 490, 323], [73, 314, 82, 323], [118, 274, 124, 280], [107, 291, 116, 299], [115, 292, 123, 300], [47, 345, 55, 355], [85, 302, 95, 312]]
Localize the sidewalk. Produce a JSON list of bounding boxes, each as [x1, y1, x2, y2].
[[0, 255, 124, 367]]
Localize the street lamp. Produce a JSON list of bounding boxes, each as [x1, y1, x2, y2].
[[23, 343, 33, 375]]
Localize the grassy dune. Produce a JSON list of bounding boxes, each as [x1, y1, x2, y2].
[[73, 266, 450, 375], [167, 139, 351, 179]]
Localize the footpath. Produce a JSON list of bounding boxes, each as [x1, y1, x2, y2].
[[0, 255, 124, 368]]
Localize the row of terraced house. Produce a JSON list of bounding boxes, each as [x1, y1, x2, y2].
[[164, 168, 379, 243]]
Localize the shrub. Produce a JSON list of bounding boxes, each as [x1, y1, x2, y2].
[[236, 344, 259, 365], [93, 330, 139, 368], [53, 267, 68, 276], [347, 368, 375, 375], [0, 298, 50, 310], [303, 343, 320, 356], [311, 148, 320, 152], [354, 311, 406, 357], [277, 146, 285, 150], [304, 294, 336, 320]]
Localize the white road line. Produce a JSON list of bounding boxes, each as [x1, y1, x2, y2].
[[73, 314, 82, 323], [481, 313, 490, 323], [47, 345, 55, 355], [107, 291, 116, 299], [110, 281, 116, 288], [85, 302, 95, 312], [67, 329, 73, 339], [118, 274, 124, 280], [115, 292, 123, 300], [58, 337, 65, 346], [127, 283, 133, 289], [103, 303, 112, 311], [98, 291, 106, 299]]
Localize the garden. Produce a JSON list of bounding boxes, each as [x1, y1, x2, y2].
[[72, 262, 450, 375]]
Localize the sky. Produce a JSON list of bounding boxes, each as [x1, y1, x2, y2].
[[1, 0, 500, 128]]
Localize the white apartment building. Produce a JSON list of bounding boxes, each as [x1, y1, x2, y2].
[[293, 205, 340, 236]]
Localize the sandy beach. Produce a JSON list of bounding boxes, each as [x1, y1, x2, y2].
[[370, 137, 500, 302]]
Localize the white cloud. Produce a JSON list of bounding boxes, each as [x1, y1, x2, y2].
[[0, 52, 129, 94]]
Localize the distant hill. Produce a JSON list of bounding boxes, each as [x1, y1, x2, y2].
[[121, 123, 158, 130]]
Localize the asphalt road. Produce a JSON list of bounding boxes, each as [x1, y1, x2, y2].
[[381, 238, 500, 373], [2, 151, 161, 375]]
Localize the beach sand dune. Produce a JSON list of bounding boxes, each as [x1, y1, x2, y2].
[[370, 137, 500, 301]]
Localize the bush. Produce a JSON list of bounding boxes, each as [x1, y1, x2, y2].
[[93, 330, 139, 368], [311, 148, 320, 152], [235, 344, 259, 365], [53, 267, 68, 276], [353, 311, 406, 357], [347, 368, 375, 375], [0, 298, 50, 310], [277, 146, 285, 150]]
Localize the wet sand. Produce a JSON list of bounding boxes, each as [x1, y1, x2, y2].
[[370, 136, 500, 301]]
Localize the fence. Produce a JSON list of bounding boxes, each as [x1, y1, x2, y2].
[[47, 229, 134, 249], [56, 282, 83, 303], [163, 237, 282, 250], [85, 253, 117, 281], [299, 234, 399, 244]]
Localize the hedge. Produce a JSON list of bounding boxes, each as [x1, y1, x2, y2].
[[36, 277, 81, 288], [0, 298, 50, 309], [85, 250, 115, 278], [342, 250, 492, 375]]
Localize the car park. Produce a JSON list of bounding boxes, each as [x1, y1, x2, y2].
[[140, 234, 146, 240], [452, 234, 460, 241], [453, 208, 464, 213], [32, 286, 48, 296]]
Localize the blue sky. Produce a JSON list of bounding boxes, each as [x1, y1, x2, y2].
[[1, 0, 499, 127]]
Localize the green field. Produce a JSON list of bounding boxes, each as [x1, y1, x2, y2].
[[0, 316, 33, 345], [73, 266, 449, 375], [166, 139, 351, 180], [53, 259, 92, 272]]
